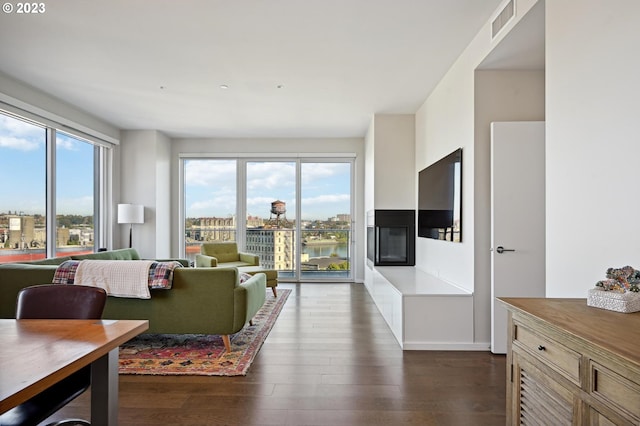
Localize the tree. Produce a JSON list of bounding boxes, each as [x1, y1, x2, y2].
[[326, 261, 349, 270]]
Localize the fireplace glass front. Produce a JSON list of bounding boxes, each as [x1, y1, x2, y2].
[[369, 210, 415, 266]]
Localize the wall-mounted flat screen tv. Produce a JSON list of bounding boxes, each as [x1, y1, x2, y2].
[[418, 148, 462, 241]]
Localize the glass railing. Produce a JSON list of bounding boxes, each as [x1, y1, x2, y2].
[[298, 228, 351, 280], [185, 227, 352, 280], [0, 245, 95, 264]]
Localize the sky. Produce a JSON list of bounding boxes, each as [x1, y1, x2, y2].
[[0, 113, 94, 216], [185, 159, 351, 220], [1, 113, 351, 220]]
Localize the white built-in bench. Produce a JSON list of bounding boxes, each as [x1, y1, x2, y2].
[[364, 266, 476, 350]]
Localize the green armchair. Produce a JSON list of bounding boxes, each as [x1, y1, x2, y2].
[[195, 242, 279, 297], [195, 242, 259, 268]]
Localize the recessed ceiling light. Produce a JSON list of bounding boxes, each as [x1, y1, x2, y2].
[[220, 84, 229, 89], [277, 84, 284, 89]]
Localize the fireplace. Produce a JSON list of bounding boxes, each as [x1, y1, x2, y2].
[[367, 210, 415, 266]]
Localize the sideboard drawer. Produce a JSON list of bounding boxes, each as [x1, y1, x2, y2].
[[590, 360, 640, 420], [513, 322, 581, 385], [588, 406, 632, 426]]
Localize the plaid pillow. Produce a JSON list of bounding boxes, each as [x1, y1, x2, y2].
[[52, 260, 81, 284], [148, 261, 182, 289]]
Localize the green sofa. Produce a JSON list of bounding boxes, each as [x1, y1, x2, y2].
[[196, 242, 279, 296], [0, 248, 267, 352]]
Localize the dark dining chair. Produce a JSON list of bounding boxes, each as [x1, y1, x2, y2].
[[0, 284, 107, 426]]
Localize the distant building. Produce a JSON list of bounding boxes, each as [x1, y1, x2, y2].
[[189, 216, 236, 242], [337, 213, 350, 222], [56, 227, 70, 247], [33, 228, 46, 247], [6, 214, 35, 249], [246, 228, 295, 270], [246, 215, 263, 228]]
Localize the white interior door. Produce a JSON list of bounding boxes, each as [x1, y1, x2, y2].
[[491, 121, 546, 354]]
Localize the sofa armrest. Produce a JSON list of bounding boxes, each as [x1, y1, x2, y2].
[[195, 254, 218, 267], [238, 252, 259, 266], [237, 272, 267, 323]]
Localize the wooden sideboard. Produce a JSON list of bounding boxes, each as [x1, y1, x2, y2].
[[499, 298, 640, 425]]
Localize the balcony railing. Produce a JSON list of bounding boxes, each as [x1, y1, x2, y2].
[[0, 245, 94, 264], [185, 228, 351, 280]]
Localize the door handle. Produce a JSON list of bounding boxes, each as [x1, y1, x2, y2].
[[496, 246, 516, 254]]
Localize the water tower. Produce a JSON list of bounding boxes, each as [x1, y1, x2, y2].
[[267, 200, 291, 228]]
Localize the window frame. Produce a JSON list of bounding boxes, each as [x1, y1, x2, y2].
[[179, 154, 356, 281], [0, 108, 113, 261]]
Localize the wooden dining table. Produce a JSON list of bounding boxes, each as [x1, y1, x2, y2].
[[0, 318, 148, 426]]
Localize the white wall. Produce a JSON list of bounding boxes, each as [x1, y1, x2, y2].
[[170, 137, 365, 281], [119, 130, 172, 258], [414, 0, 640, 343], [372, 115, 416, 209], [155, 132, 172, 258], [364, 117, 375, 215], [414, 0, 541, 346], [546, 0, 640, 296]]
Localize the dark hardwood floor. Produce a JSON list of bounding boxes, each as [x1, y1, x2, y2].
[[47, 283, 506, 425]]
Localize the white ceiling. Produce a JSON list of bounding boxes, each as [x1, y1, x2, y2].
[[0, 0, 508, 138]]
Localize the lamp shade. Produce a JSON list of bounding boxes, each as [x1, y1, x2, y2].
[[117, 204, 144, 224]]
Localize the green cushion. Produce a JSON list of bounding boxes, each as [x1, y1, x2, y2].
[[217, 261, 255, 268], [71, 248, 141, 261], [201, 243, 240, 263], [18, 256, 71, 265]]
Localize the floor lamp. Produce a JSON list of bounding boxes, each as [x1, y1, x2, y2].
[[117, 204, 144, 248]]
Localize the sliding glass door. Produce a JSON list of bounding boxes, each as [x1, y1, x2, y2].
[[182, 157, 353, 281], [245, 161, 296, 276], [300, 161, 352, 280], [183, 159, 237, 260]]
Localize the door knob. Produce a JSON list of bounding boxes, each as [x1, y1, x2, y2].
[[496, 246, 516, 254]]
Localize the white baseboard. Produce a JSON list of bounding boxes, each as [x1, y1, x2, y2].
[[402, 341, 492, 351]]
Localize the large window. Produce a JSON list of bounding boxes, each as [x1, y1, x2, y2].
[[56, 132, 97, 257], [0, 114, 46, 262], [182, 157, 354, 281], [0, 111, 107, 263], [183, 159, 237, 258]]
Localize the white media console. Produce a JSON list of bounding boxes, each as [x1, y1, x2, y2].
[[364, 265, 476, 350]]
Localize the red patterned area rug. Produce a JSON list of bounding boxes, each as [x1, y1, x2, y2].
[[118, 289, 290, 376]]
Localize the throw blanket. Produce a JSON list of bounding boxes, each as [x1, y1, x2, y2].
[[53, 260, 182, 299]]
